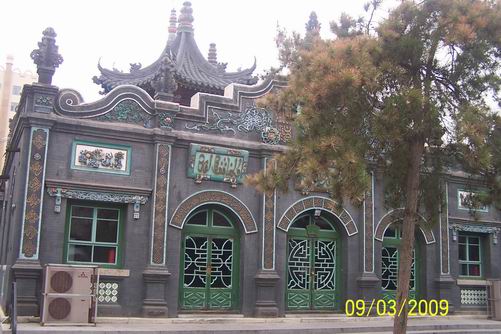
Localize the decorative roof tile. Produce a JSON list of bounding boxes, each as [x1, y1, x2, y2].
[[93, 2, 257, 102]]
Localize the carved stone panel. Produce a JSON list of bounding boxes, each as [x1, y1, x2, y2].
[[187, 144, 248, 187], [71, 141, 131, 175], [151, 144, 171, 265], [21, 127, 49, 259]]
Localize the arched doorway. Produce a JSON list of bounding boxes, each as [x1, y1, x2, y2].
[[179, 206, 240, 310], [286, 211, 340, 310], [381, 225, 419, 301]]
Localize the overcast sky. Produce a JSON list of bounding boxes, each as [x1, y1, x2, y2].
[[1, 0, 398, 101]]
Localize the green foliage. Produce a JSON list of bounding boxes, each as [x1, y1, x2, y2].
[[248, 0, 501, 216]]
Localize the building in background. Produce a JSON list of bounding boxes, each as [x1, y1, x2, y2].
[[0, 55, 38, 169]]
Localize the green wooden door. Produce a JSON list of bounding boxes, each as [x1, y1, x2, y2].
[[381, 226, 418, 301], [286, 214, 339, 310], [180, 208, 239, 310]]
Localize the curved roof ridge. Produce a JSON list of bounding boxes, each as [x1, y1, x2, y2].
[[93, 2, 257, 97]]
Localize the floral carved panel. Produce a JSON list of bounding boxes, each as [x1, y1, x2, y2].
[[71, 141, 131, 175], [21, 128, 49, 259], [151, 144, 171, 265]]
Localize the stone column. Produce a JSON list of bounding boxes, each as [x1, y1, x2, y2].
[[435, 181, 456, 312], [14, 124, 50, 315], [142, 143, 171, 317], [254, 157, 279, 317], [357, 171, 380, 302]]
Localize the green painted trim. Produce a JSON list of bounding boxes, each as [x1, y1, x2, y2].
[[285, 214, 341, 311], [70, 140, 132, 175], [458, 233, 484, 279], [179, 207, 240, 310], [63, 201, 124, 269]]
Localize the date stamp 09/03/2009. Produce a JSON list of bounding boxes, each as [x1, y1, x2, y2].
[[345, 299, 449, 317]]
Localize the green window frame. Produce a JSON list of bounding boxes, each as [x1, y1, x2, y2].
[[458, 233, 483, 278], [64, 203, 124, 268]]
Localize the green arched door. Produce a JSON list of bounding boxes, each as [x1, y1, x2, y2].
[[179, 207, 240, 310], [286, 213, 340, 310], [381, 225, 419, 301]]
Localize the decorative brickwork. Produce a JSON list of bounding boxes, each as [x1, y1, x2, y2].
[[277, 197, 358, 236], [364, 177, 374, 272], [21, 128, 49, 258], [151, 144, 171, 265], [169, 190, 257, 233], [375, 209, 435, 244], [262, 159, 276, 270]]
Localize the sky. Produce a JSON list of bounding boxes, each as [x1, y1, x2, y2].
[[1, 0, 400, 102]]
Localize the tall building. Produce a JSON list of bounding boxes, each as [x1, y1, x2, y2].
[[0, 56, 38, 169]]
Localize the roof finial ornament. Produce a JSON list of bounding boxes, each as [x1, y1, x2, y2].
[[30, 27, 63, 85], [208, 43, 217, 65], [168, 9, 177, 41], [178, 1, 194, 33]]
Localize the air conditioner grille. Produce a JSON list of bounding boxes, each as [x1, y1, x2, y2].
[[50, 271, 73, 293], [48, 298, 71, 320]]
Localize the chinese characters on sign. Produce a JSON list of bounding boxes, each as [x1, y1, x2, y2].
[[187, 144, 248, 187]]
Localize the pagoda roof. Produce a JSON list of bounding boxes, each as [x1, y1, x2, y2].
[[93, 2, 257, 98]]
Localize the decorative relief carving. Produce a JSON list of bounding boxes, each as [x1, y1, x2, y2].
[[47, 187, 148, 204], [185, 106, 290, 145], [187, 144, 248, 187], [170, 191, 257, 234], [261, 127, 280, 145], [263, 190, 275, 270], [21, 128, 48, 258], [277, 197, 358, 237], [152, 144, 170, 265], [72, 141, 131, 175], [450, 223, 499, 244], [35, 94, 53, 106], [158, 112, 174, 130], [95, 100, 153, 128]]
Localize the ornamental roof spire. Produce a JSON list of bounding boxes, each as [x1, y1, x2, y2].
[[30, 27, 63, 85], [208, 43, 217, 65], [178, 1, 194, 33], [168, 9, 177, 41], [93, 2, 257, 105]]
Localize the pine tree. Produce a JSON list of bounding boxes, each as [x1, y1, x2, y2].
[[249, 1, 501, 333]]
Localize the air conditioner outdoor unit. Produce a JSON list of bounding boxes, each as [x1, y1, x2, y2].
[[41, 264, 99, 325]]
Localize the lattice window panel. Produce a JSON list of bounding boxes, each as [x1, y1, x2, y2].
[[460, 288, 487, 306], [98, 281, 119, 304]]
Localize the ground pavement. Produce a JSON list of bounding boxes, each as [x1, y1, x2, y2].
[[2, 314, 501, 334]]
